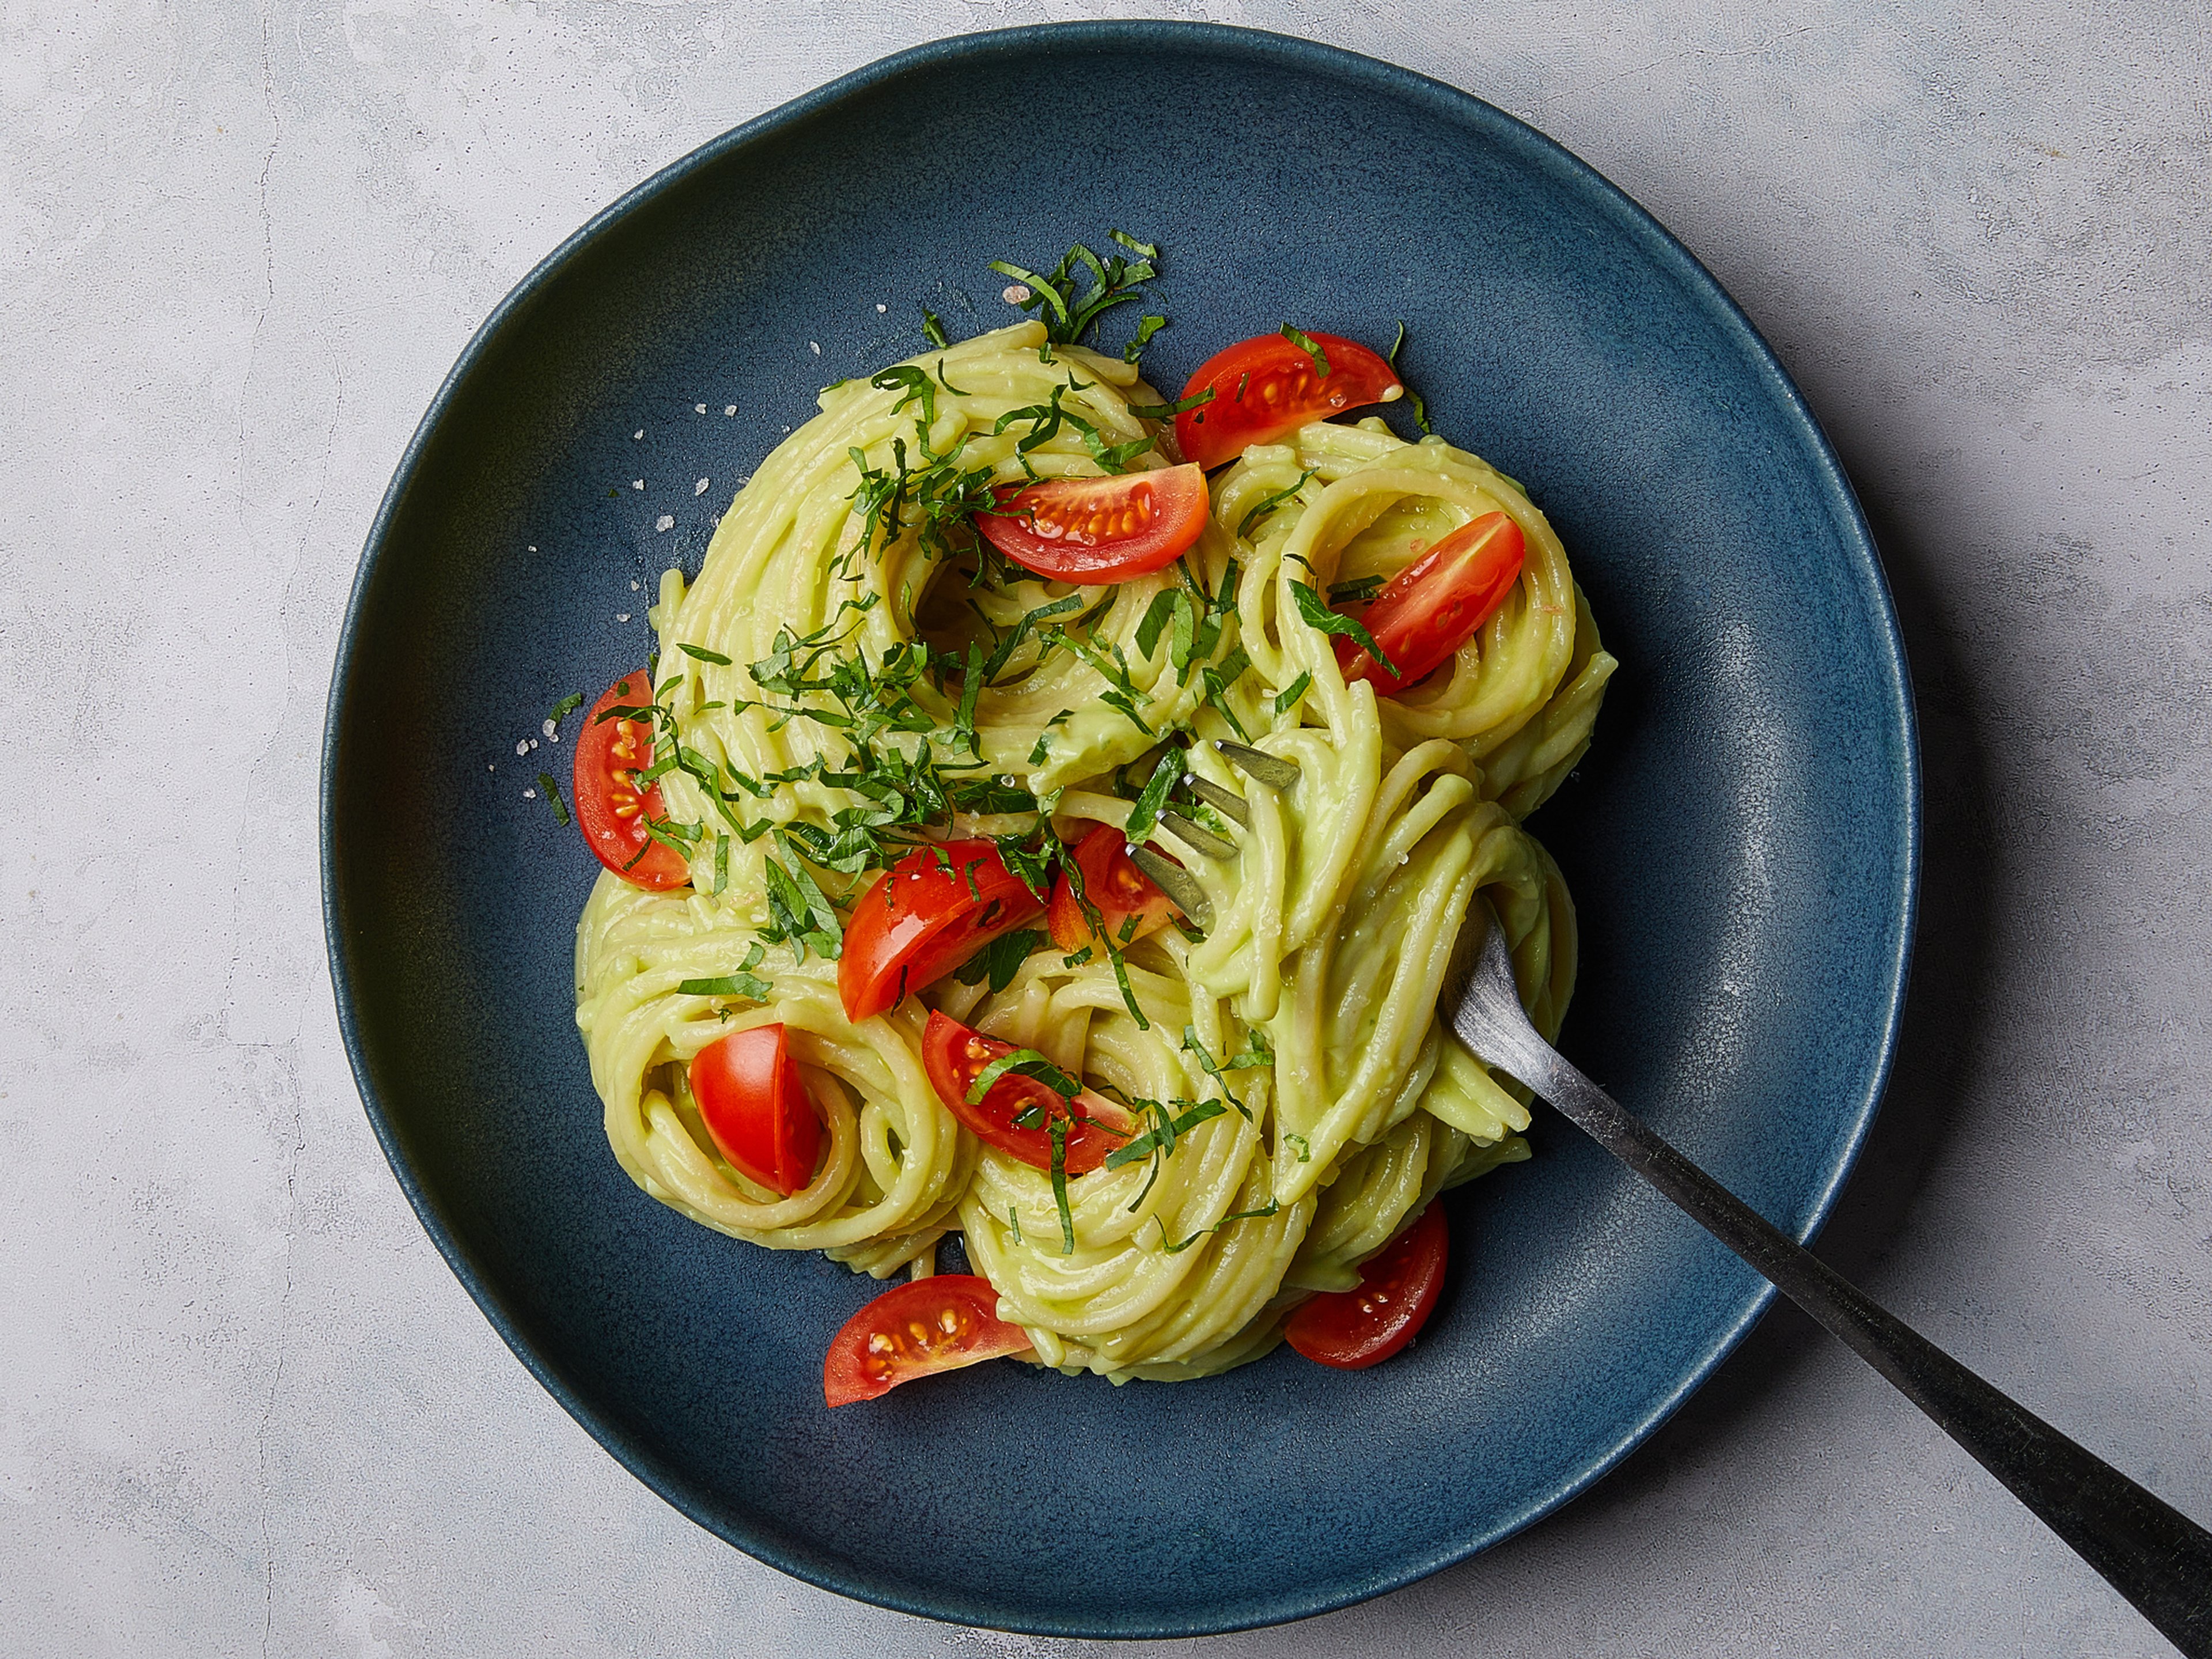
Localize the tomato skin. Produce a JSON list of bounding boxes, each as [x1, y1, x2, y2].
[[921, 1011, 1135, 1176], [1176, 331, 1403, 470], [690, 1023, 823, 1196], [1046, 824, 1177, 953], [571, 671, 691, 889], [974, 464, 1209, 583], [837, 841, 1047, 1021], [823, 1275, 1032, 1406], [1283, 1203, 1449, 1369], [1335, 512, 1527, 696]]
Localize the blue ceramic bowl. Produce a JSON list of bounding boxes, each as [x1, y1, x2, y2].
[[323, 22, 1916, 1638]]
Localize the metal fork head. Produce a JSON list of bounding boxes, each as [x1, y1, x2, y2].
[[1442, 897, 1553, 1084]]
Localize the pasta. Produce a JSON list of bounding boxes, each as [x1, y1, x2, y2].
[[572, 315, 1615, 1384]]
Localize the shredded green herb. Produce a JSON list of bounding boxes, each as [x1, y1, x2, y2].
[[1387, 321, 1433, 435], [1126, 387, 1214, 421], [954, 928, 1043, 993], [1327, 574, 1385, 606], [921, 308, 949, 349], [1274, 670, 1313, 715], [546, 691, 584, 728], [1236, 468, 1320, 540], [535, 772, 568, 825], [677, 970, 772, 1002], [1279, 323, 1330, 376], [1160, 1200, 1281, 1255], [1124, 748, 1181, 840], [1050, 1119, 1075, 1254], [967, 1047, 1078, 1105], [990, 234, 1160, 347], [1289, 580, 1398, 676]]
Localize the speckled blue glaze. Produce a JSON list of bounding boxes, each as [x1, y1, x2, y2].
[[321, 21, 1918, 1640]]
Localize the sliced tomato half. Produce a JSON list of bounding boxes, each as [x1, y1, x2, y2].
[[822, 1274, 1033, 1406], [1283, 1202, 1449, 1369], [1176, 331, 1402, 471], [689, 1022, 823, 1196], [837, 840, 1047, 1021], [1047, 824, 1178, 953], [572, 670, 690, 889], [1335, 512, 1527, 696], [974, 463, 1209, 582], [921, 1010, 1135, 1176]]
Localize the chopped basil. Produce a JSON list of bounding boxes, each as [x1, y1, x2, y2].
[[677, 971, 772, 1001], [1160, 1200, 1280, 1255], [1279, 323, 1329, 376], [954, 928, 1043, 993], [966, 1047, 1078, 1105], [1124, 749, 1180, 840], [535, 772, 568, 825], [1387, 321, 1433, 435], [1289, 580, 1398, 676]]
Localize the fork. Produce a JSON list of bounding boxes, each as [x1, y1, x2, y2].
[[1448, 901, 2212, 1657]]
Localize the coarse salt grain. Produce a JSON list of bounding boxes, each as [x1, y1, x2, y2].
[[724, 404, 737, 415], [633, 428, 643, 440], [694, 477, 709, 495], [695, 402, 707, 414], [528, 738, 539, 750], [630, 579, 640, 591], [514, 740, 529, 756], [541, 718, 556, 738], [876, 303, 887, 313], [655, 514, 675, 532], [1002, 283, 1031, 303], [616, 612, 631, 623], [524, 789, 536, 799], [809, 341, 821, 354], [631, 479, 645, 490]]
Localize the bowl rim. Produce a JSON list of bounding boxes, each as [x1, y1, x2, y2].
[[321, 18, 1921, 1638]]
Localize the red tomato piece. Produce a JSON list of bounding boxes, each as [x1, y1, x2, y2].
[[1175, 331, 1403, 470], [974, 464, 1209, 582], [571, 670, 690, 889], [1334, 512, 1527, 696], [823, 1274, 1033, 1407], [921, 1011, 1136, 1176], [1046, 824, 1178, 954], [689, 1022, 823, 1196], [838, 840, 1047, 1021], [1283, 1203, 1449, 1369]]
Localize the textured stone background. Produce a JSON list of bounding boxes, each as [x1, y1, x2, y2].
[[3, 2, 2207, 1654]]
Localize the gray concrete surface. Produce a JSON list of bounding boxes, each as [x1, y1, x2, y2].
[[3, 2, 2207, 1654]]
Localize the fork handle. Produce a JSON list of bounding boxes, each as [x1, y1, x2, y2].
[[1469, 1020, 2212, 1657]]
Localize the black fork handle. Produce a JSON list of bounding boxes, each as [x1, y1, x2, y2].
[[1458, 1004, 2212, 1657]]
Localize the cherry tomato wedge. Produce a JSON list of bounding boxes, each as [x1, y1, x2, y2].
[[838, 840, 1047, 1021], [1047, 824, 1179, 953], [690, 1022, 823, 1195], [1283, 1202, 1449, 1369], [1334, 512, 1527, 696], [974, 464, 1209, 583], [823, 1274, 1032, 1406], [572, 670, 690, 889], [921, 1011, 1136, 1176], [1175, 331, 1402, 471]]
